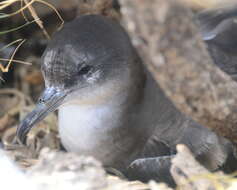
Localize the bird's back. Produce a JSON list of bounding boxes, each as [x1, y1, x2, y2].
[[139, 69, 235, 171]]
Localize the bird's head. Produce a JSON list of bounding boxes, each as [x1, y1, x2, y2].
[[16, 15, 136, 144]]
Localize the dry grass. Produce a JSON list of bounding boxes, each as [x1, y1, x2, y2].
[[0, 0, 64, 27], [0, 0, 64, 80]]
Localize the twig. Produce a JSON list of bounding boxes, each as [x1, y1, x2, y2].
[[0, 0, 35, 15], [35, 0, 64, 30], [0, 39, 22, 52], [0, 0, 64, 33], [23, 0, 50, 39], [0, 88, 33, 105], [21, 0, 29, 22], [0, 19, 39, 35], [0, 58, 32, 65], [0, 39, 26, 73]]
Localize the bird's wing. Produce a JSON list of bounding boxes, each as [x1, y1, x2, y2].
[[139, 67, 237, 171], [196, 4, 237, 80], [207, 43, 237, 80], [196, 3, 237, 40]]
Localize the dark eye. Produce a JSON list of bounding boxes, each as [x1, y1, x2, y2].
[[77, 65, 92, 75]]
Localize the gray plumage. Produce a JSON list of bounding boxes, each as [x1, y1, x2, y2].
[[197, 4, 237, 80], [17, 15, 236, 186]]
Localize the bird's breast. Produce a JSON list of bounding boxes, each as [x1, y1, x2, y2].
[[58, 103, 138, 168]]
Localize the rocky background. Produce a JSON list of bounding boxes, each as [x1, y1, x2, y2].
[[0, 0, 237, 189]]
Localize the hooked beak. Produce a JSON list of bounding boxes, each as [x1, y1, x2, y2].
[[16, 87, 67, 144]]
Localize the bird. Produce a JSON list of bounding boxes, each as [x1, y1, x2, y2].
[[16, 14, 237, 186], [197, 4, 237, 81]]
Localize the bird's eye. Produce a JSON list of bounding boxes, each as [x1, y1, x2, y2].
[[77, 64, 92, 75]]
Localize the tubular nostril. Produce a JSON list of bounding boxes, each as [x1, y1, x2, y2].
[[39, 98, 45, 104]]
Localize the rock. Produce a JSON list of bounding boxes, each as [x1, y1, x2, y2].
[[170, 145, 232, 190], [0, 150, 36, 190], [27, 148, 107, 190], [119, 0, 237, 145]]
